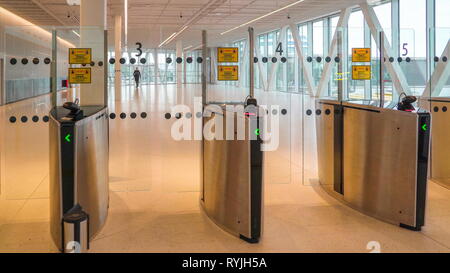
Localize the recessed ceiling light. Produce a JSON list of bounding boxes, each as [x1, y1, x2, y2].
[[221, 0, 306, 35], [66, 0, 80, 6]]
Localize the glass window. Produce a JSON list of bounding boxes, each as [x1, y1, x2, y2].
[[400, 0, 427, 95], [374, 3, 392, 45], [371, 2, 392, 100], [298, 24, 309, 93], [287, 28, 296, 92], [436, 0, 450, 56], [348, 10, 366, 100], [312, 20, 324, 87], [435, 0, 450, 95]]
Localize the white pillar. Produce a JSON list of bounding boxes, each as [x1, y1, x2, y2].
[[176, 40, 183, 86], [114, 15, 122, 99], [80, 0, 107, 106]]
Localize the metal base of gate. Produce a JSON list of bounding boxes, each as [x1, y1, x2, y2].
[[200, 103, 263, 243], [316, 99, 430, 230], [49, 105, 109, 252]]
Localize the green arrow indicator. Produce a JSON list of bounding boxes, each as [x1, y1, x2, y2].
[[422, 124, 427, 131], [65, 133, 71, 143]]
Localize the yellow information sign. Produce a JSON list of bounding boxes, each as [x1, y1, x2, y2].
[[352, 65, 371, 80], [69, 48, 92, 64], [68, 68, 92, 84], [218, 65, 239, 81], [217, 47, 239, 63], [352, 48, 371, 62]]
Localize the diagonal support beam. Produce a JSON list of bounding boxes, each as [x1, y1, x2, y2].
[[316, 8, 351, 97], [425, 40, 450, 97], [290, 23, 315, 96], [361, 2, 410, 96]]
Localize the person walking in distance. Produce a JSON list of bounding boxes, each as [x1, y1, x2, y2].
[[133, 68, 141, 88]]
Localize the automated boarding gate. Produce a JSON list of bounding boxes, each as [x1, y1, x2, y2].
[[315, 100, 431, 230], [201, 103, 263, 243], [47, 27, 109, 252], [49, 104, 109, 252]]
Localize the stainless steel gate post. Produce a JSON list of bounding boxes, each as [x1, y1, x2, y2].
[[249, 27, 255, 99], [379, 31, 385, 108], [202, 30, 207, 106]]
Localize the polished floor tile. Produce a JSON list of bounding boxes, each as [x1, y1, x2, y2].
[[1, 84, 450, 253]]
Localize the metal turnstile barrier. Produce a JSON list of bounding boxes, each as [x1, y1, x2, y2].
[[201, 104, 263, 243], [49, 105, 109, 252], [316, 99, 431, 230]]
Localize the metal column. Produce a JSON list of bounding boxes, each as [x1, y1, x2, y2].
[[249, 27, 255, 98]]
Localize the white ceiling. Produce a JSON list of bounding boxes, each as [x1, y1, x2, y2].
[[0, 0, 367, 48]]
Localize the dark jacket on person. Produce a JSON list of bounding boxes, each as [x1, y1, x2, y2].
[[133, 70, 141, 80]]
